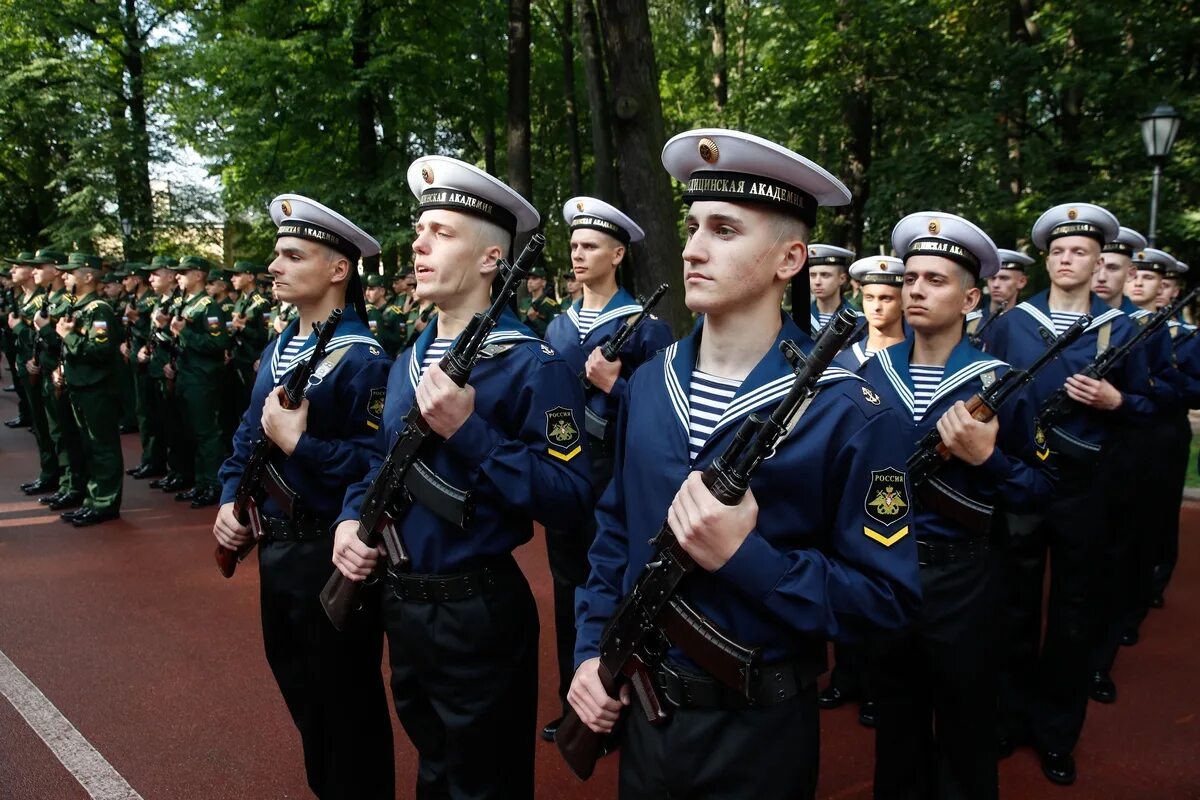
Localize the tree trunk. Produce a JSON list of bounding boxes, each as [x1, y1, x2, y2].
[[829, 4, 870, 252], [576, 0, 616, 200], [506, 0, 533, 201], [598, 0, 689, 335], [120, 0, 154, 259], [352, 0, 379, 189], [559, 0, 583, 196], [707, 0, 728, 114]]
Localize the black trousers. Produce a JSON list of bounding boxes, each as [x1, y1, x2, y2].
[[827, 642, 873, 701], [545, 453, 613, 709], [998, 459, 1105, 754], [384, 559, 539, 800], [1149, 411, 1190, 599], [619, 683, 820, 800], [873, 552, 999, 800], [259, 538, 394, 800]]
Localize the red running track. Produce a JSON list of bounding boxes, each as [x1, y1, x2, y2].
[[0, 391, 1197, 798]]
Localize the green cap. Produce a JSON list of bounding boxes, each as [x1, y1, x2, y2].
[[101, 271, 122, 284], [4, 251, 39, 266], [61, 252, 103, 271], [365, 274, 386, 288], [176, 254, 215, 273], [34, 249, 68, 266], [527, 265, 547, 278], [206, 269, 229, 283], [232, 259, 266, 275], [123, 261, 152, 276], [151, 255, 179, 270]]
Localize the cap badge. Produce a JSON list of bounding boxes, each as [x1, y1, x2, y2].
[[1137, 251, 1145, 260], [421, 165, 435, 185], [927, 220, 941, 235], [576, 201, 585, 211], [1067, 208, 1078, 220], [878, 260, 889, 270], [281, 200, 292, 216], [698, 137, 720, 164]]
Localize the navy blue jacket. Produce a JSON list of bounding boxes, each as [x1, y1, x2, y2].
[[219, 312, 392, 522], [981, 290, 1152, 453], [863, 335, 1056, 542], [545, 287, 673, 430], [575, 314, 922, 672], [337, 308, 594, 573]]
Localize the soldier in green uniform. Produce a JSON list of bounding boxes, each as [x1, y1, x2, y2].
[[206, 268, 240, 449], [363, 274, 407, 356], [103, 270, 139, 434], [55, 253, 123, 526], [8, 253, 54, 493], [142, 256, 193, 493], [30, 250, 87, 511], [559, 274, 582, 312], [121, 263, 164, 478], [228, 260, 271, 431], [2, 254, 34, 429], [168, 255, 229, 508], [518, 264, 558, 337]]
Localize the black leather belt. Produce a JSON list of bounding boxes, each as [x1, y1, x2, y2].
[[261, 513, 331, 543], [916, 536, 990, 567], [653, 661, 813, 710], [386, 558, 515, 603]]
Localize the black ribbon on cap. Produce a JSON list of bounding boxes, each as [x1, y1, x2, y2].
[[419, 187, 518, 237], [570, 215, 630, 245], [905, 237, 982, 278], [1102, 241, 1134, 257], [683, 170, 818, 227], [1048, 222, 1105, 245], [276, 222, 362, 264]]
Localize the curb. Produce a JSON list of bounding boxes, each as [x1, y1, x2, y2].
[[1185, 488, 1200, 503]]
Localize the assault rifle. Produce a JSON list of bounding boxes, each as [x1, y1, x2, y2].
[[555, 307, 862, 781], [580, 283, 669, 441], [216, 308, 343, 578], [1037, 285, 1200, 440], [319, 233, 547, 632], [967, 301, 1006, 348], [906, 314, 1090, 533]]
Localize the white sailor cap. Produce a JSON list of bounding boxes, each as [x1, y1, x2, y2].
[[996, 249, 1035, 272], [661, 128, 850, 227], [1102, 226, 1148, 258], [1131, 247, 1178, 275], [270, 194, 380, 262], [807, 244, 856, 269], [892, 211, 1001, 279], [407, 155, 540, 237], [562, 196, 644, 244], [1169, 260, 1190, 277], [849, 255, 904, 286], [1031, 202, 1119, 251]]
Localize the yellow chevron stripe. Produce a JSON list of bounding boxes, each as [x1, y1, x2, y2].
[[547, 444, 582, 463], [863, 525, 910, 547]]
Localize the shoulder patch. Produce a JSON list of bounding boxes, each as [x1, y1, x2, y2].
[[541, 343, 555, 356], [366, 386, 386, 429], [861, 386, 880, 405], [545, 406, 581, 462], [863, 467, 910, 547]]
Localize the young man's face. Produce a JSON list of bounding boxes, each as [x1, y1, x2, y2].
[[231, 272, 254, 292], [861, 284, 903, 331], [570, 229, 623, 288], [269, 237, 346, 305], [33, 265, 57, 288], [103, 281, 123, 299], [1129, 269, 1163, 306], [808, 264, 846, 302], [902, 256, 978, 335], [63, 272, 78, 292], [10, 264, 33, 286], [526, 276, 546, 295], [1157, 276, 1181, 308], [365, 285, 386, 305], [148, 268, 172, 294], [1045, 235, 1102, 292], [205, 280, 226, 298], [1093, 254, 1132, 301], [987, 268, 1027, 306], [411, 209, 496, 305], [681, 200, 800, 317]]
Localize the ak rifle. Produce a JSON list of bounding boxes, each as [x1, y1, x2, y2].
[[319, 234, 547, 631], [215, 308, 343, 578], [967, 301, 1006, 348], [555, 307, 862, 781], [579, 283, 669, 390], [1037, 285, 1200, 436]]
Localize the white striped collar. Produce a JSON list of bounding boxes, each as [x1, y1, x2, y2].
[[1017, 299, 1123, 337], [1129, 308, 1151, 320], [406, 328, 537, 390], [271, 334, 379, 385], [875, 341, 1005, 420], [966, 309, 983, 322]]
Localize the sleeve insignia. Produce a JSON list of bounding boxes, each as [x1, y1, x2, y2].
[[861, 386, 880, 405], [206, 315, 222, 335], [863, 467, 910, 547], [365, 386, 386, 429], [1034, 425, 1050, 461], [545, 406, 581, 462], [540, 344, 555, 356]]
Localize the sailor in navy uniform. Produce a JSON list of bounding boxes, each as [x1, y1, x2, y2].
[[540, 197, 673, 742], [331, 156, 593, 799], [1089, 240, 1182, 704], [213, 195, 395, 800], [981, 203, 1153, 786], [864, 212, 1055, 800], [568, 129, 921, 800], [967, 248, 1031, 341], [808, 243, 858, 333]]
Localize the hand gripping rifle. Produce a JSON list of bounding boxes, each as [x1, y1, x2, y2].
[[579, 282, 669, 440], [215, 308, 343, 578], [555, 307, 862, 781], [319, 233, 547, 631], [967, 301, 1006, 348], [906, 314, 1090, 533], [1037, 285, 1200, 438]]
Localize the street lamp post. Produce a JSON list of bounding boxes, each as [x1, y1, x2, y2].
[[1139, 102, 1182, 247], [120, 217, 132, 257]]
